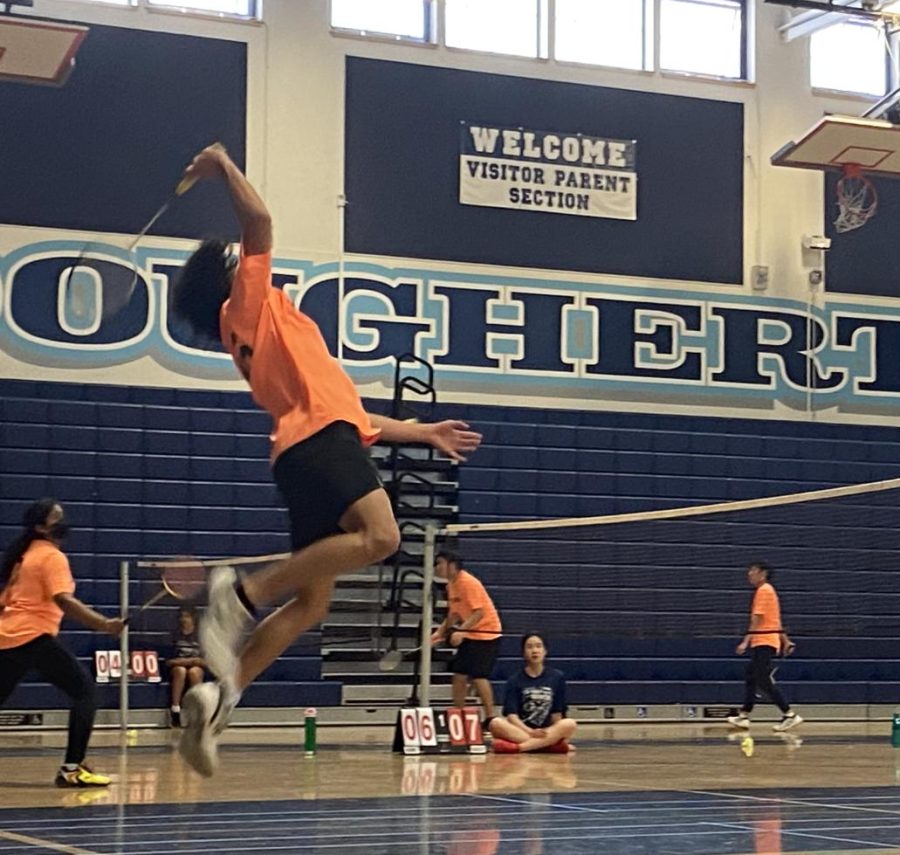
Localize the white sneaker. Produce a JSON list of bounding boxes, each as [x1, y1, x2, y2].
[[178, 682, 222, 777], [773, 712, 803, 732], [727, 714, 751, 729], [200, 566, 252, 686]]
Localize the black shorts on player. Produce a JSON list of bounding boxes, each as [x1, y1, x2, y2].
[[273, 421, 384, 551], [452, 638, 500, 680]]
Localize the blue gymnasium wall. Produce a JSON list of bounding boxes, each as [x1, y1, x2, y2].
[[825, 172, 900, 298], [345, 57, 744, 284], [3, 377, 900, 709], [457, 403, 900, 707], [0, 378, 340, 710], [0, 20, 245, 240]]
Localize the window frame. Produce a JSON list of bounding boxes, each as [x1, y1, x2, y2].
[[325, 0, 751, 84], [329, 0, 436, 45], [809, 16, 893, 98], [58, 0, 262, 21], [551, 0, 654, 73], [443, 0, 549, 60], [658, 0, 748, 81]]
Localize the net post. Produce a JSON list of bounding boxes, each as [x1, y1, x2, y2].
[[119, 560, 129, 731], [417, 524, 437, 708]]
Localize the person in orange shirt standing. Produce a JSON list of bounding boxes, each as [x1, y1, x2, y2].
[[170, 145, 481, 775], [0, 498, 124, 787], [431, 551, 502, 723], [727, 561, 802, 732]]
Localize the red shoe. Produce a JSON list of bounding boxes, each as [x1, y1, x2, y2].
[[492, 738, 520, 754], [545, 739, 571, 754]]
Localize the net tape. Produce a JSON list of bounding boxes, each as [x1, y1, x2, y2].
[[443, 477, 900, 639]]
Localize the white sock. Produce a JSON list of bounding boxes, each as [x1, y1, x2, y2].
[[171, 705, 180, 713]]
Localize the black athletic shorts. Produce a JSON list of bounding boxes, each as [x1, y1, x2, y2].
[[273, 420, 384, 551], [451, 638, 500, 680]]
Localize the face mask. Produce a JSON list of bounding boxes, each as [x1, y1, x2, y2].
[[47, 520, 70, 540]]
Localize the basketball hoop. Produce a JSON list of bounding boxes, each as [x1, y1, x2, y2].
[[834, 163, 878, 233]]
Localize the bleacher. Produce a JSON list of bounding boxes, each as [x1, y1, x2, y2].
[[444, 402, 900, 708], [3, 379, 900, 713], [0, 378, 340, 712]]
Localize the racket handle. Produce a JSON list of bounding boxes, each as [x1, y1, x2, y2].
[[175, 142, 228, 195], [122, 587, 169, 625], [175, 175, 198, 196]]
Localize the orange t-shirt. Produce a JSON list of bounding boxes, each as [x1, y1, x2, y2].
[[220, 249, 380, 463], [446, 570, 502, 641], [0, 540, 75, 649], [750, 582, 782, 649]]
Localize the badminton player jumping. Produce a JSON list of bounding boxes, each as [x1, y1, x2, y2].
[[171, 144, 481, 775]]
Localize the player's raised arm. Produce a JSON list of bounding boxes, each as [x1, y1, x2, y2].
[[182, 144, 272, 255]]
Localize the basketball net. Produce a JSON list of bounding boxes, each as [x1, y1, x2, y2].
[[834, 164, 878, 233]]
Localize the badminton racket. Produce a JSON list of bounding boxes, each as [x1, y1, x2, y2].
[[60, 144, 224, 323], [123, 559, 207, 627], [378, 627, 498, 671]]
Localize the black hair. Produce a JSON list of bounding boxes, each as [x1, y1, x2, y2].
[[521, 632, 547, 653], [749, 560, 772, 580], [436, 550, 462, 569], [1, 498, 58, 591], [171, 239, 236, 343]]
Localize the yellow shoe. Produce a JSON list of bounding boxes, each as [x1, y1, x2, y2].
[[55, 764, 112, 788]]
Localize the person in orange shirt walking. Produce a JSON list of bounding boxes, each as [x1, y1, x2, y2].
[[431, 551, 501, 723], [727, 561, 802, 732], [170, 145, 481, 775], [0, 499, 124, 787]]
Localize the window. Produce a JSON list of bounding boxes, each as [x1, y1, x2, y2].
[[147, 0, 256, 14], [660, 0, 744, 78], [810, 20, 888, 96], [445, 0, 547, 58], [61, 0, 258, 14], [330, 0, 432, 42], [329, 0, 749, 81], [555, 0, 649, 71]]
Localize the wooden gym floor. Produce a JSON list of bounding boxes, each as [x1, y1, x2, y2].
[[1, 722, 899, 854]]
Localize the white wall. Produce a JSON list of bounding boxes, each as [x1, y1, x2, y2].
[[29, 0, 883, 298]]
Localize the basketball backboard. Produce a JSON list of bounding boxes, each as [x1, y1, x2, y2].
[[772, 114, 896, 231], [771, 115, 900, 176], [0, 15, 88, 86]]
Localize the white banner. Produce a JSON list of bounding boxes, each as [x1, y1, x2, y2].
[[460, 156, 637, 220], [459, 124, 638, 220]]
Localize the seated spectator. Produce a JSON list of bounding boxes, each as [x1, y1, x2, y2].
[[489, 632, 577, 754], [167, 607, 205, 727]]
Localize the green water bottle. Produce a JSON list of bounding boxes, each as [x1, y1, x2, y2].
[[892, 711, 900, 748], [304, 707, 317, 756]]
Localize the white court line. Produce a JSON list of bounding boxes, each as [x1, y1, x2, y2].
[[0, 799, 846, 835], [706, 820, 895, 850], [0, 829, 102, 855], [0, 801, 525, 830], [51, 828, 753, 855], [463, 792, 607, 813], [687, 788, 900, 817], [16, 815, 746, 850]]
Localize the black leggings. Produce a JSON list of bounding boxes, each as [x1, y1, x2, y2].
[[0, 634, 96, 765], [742, 644, 789, 715]]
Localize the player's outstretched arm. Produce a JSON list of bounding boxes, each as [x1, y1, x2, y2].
[[367, 414, 482, 462], [53, 593, 123, 636], [182, 144, 272, 256]]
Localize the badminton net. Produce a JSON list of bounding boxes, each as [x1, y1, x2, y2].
[[441, 477, 900, 641]]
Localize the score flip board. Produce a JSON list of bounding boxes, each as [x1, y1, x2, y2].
[[393, 707, 487, 755], [95, 650, 161, 683]]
